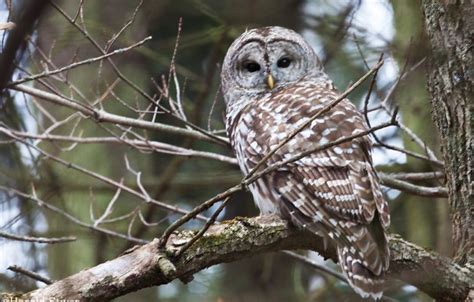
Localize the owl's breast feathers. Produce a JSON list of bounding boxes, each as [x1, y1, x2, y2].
[[226, 79, 390, 299]]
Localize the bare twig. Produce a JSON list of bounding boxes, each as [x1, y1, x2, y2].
[[0, 129, 208, 219], [207, 88, 221, 131], [165, 18, 188, 122], [175, 196, 231, 257], [48, 1, 229, 146], [245, 120, 397, 186], [375, 57, 440, 164], [0, 230, 76, 244], [92, 180, 123, 227], [0, 185, 148, 244], [9, 84, 229, 144], [398, 122, 440, 162], [0, 126, 237, 164], [372, 142, 444, 166], [352, 33, 370, 69], [8, 36, 152, 86], [158, 186, 240, 248], [381, 171, 444, 181], [71, 0, 84, 23], [105, 0, 144, 51], [7, 265, 53, 285], [379, 175, 448, 198], [363, 53, 384, 128], [138, 210, 168, 227], [353, 43, 439, 166]]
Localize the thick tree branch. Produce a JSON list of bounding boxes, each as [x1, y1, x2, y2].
[[7, 215, 471, 302]]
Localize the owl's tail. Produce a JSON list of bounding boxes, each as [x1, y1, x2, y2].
[[337, 245, 386, 300], [336, 212, 389, 300]]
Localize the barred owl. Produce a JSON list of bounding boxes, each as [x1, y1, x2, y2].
[[221, 26, 390, 299]]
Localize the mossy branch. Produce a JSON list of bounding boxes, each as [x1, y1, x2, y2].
[[3, 215, 471, 302]]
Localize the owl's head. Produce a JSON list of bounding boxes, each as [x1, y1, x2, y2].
[[221, 26, 325, 106]]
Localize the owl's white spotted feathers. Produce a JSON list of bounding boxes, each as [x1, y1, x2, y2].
[[221, 26, 390, 299]]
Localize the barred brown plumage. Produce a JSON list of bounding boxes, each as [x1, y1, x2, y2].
[[221, 26, 390, 299]]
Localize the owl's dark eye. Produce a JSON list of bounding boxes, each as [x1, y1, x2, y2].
[[243, 61, 261, 72], [277, 57, 292, 68]]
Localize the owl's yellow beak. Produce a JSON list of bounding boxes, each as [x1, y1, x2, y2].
[[267, 74, 275, 89]]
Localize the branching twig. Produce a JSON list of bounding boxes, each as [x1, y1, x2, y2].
[[8, 36, 152, 86], [0, 185, 148, 244], [0, 126, 237, 164], [49, 1, 229, 146], [92, 180, 123, 227], [0, 129, 208, 220], [9, 84, 229, 144], [105, 0, 144, 51]]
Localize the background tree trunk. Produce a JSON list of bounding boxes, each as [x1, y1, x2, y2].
[[422, 0, 473, 266]]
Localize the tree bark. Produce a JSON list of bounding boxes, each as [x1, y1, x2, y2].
[[422, 0, 473, 266], [1, 215, 471, 302]]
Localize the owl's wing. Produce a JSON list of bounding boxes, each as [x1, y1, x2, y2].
[[282, 140, 388, 227], [244, 90, 389, 228], [273, 166, 389, 289]]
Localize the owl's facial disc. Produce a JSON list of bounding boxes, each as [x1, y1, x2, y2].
[[266, 40, 309, 87], [230, 40, 311, 92], [231, 41, 268, 91], [221, 26, 325, 104]]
